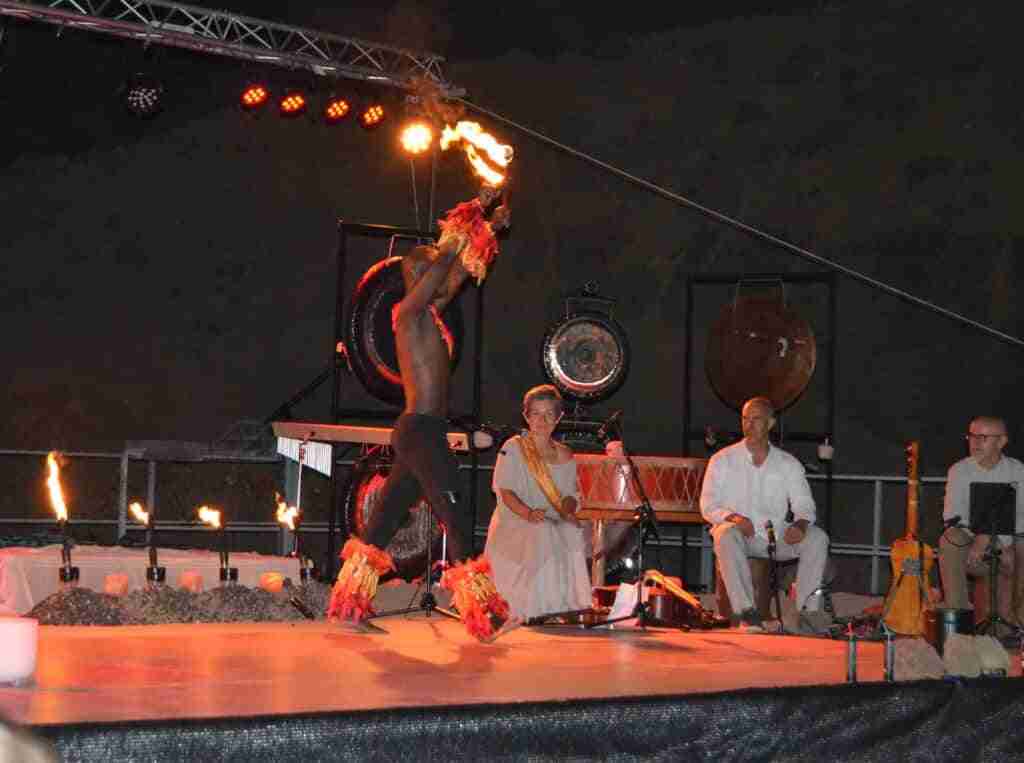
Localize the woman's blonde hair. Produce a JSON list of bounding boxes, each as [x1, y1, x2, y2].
[[522, 384, 563, 415]]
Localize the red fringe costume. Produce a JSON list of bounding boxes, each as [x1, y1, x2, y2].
[[327, 538, 396, 622], [437, 199, 499, 285], [441, 556, 511, 641]]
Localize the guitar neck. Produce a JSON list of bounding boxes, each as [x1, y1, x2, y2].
[[905, 441, 920, 539]]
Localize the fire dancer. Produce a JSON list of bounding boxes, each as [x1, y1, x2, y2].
[[329, 186, 513, 641]]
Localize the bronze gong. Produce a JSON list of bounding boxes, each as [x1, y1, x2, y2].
[[705, 295, 816, 412]]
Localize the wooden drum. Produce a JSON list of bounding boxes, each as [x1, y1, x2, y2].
[[574, 454, 707, 521]]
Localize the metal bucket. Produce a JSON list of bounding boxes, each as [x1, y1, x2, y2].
[[926, 608, 975, 654]]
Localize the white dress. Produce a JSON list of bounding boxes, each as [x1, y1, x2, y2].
[[484, 435, 592, 619]]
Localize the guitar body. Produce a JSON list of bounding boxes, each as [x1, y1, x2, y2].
[[883, 441, 935, 636]]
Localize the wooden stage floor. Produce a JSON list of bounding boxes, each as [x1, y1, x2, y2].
[[3, 614, 903, 728]]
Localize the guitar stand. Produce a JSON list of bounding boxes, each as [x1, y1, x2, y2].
[[366, 492, 460, 625]]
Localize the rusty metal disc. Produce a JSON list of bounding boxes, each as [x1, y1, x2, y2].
[[705, 295, 816, 412]]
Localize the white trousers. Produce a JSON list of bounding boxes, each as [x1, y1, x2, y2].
[[711, 522, 830, 614]]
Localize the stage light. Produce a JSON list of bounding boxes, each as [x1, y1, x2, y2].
[[359, 102, 386, 130], [279, 90, 307, 117], [123, 73, 164, 118], [400, 121, 434, 155], [323, 95, 351, 124], [241, 83, 270, 110]]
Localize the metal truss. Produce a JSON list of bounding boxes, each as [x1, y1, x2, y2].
[[0, 0, 464, 95]]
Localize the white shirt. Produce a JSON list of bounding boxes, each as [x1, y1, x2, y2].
[[700, 441, 817, 540], [943, 455, 1024, 541]]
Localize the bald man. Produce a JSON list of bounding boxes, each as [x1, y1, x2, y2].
[[939, 416, 1024, 611], [700, 396, 830, 632]]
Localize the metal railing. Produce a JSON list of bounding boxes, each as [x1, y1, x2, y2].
[[0, 447, 943, 594]]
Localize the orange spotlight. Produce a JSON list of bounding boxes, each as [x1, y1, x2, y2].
[[241, 83, 269, 110], [324, 95, 351, 124], [279, 91, 307, 117], [400, 121, 434, 155], [359, 102, 386, 130]]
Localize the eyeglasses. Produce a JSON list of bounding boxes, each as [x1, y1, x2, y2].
[[965, 433, 1004, 442]]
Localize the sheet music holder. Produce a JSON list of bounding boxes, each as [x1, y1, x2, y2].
[[968, 481, 1019, 639], [969, 483, 1016, 536]]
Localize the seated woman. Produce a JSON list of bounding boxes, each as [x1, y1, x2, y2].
[[484, 384, 592, 621]]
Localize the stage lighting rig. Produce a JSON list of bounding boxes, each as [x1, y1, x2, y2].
[[400, 121, 433, 155], [241, 82, 270, 111], [122, 73, 164, 118], [359, 101, 386, 130], [279, 89, 307, 117], [323, 93, 351, 124]]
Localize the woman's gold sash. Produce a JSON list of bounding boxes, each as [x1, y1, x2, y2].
[[516, 435, 564, 514]]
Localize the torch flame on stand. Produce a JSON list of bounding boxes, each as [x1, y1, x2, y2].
[[46, 451, 68, 522], [440, 121, 513, 186], [198, 506, 221, 529], [130, 501, 149, 525], [276, 501, 299, 532]]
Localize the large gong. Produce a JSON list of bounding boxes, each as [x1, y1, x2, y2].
[[342, 457, 444, 582], [345, 256, 465, 406], [705, 295, 816, 412], [541, 311, 630, 403]]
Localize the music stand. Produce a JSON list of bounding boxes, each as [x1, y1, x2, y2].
[[585, 420, 668, 630], [969, 482, 1017, 637]]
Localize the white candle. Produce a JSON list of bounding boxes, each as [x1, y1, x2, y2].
[[0, 617, 38, 685]]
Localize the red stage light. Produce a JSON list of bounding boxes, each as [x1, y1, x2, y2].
[[280, 91, 307, 117], [241, 84, 269, 110], [360, 103, 386, 130], [324, 96, 351, 124]]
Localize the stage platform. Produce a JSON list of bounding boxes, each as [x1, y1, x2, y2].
[[4, 601, 1024, 761]]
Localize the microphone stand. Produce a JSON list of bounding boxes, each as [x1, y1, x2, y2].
[[765, 521, 785, 633], [586, 418, 666, 630]]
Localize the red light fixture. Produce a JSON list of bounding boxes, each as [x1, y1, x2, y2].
[[359, 102, 386, 130], [323, 95, 351, 124], [241, 83, 269, 110], [279, 91, 307, 117]]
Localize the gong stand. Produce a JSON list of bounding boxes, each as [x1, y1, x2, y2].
[[586, 417, 672, 630]]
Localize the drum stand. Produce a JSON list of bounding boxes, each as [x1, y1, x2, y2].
[[366, 492, 460, 624], [586, 422, 666, 630]]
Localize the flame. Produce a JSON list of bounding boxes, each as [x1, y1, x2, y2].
[[130, 501, 150, 525], [46, 451, 68, 522], [276, 501, 300, 531], [198, 506, 221, 529], [440, 121, 513, 185]]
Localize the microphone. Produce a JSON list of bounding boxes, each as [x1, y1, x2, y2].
[[597, 410, 623, 441], [944, 515, 962, 529]]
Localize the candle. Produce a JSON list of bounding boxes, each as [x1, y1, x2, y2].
[[199, 506, 236, 584], [0, 617, 38, 685], [46, 452, 77, 583]]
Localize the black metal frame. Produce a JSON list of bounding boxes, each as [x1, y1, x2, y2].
[[317, 220, 487, 580], [682, 271, 837, 538]]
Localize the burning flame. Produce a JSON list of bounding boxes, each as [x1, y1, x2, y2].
[[276, 501, 300, 531], [130, 501, 149, 525], [440, 121, 513, 185], [198, 506, 221, 529], [46, 451, 68, 522]]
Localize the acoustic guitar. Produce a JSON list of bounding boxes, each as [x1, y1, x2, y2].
[[882, 441, 935, 635]]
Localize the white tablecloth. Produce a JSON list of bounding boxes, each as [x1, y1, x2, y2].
[[0, 545, 300, 615]]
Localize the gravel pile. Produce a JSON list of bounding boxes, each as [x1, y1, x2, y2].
[[27, 580, 333, 626]]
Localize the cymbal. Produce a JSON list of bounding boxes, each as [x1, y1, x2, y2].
[[705, 295, 816, 412]]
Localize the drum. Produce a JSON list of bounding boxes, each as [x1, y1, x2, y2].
[[342, 457, 443, 582], [575, 455, 707, 515]]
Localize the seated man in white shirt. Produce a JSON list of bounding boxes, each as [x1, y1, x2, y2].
[[938, 416, 1024, 613], [699, 396, 830, 632]]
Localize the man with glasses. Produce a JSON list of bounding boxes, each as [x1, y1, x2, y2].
[[700, 396, 830, 632], [939, 417, 1024, 611]]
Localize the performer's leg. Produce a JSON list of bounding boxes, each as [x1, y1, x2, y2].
[[939, 527, 973, 609], [392, 415, 471, 562], [787, 526, 829, 612], [362, 457, 424, 552], [712, 523, 756, 615]]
